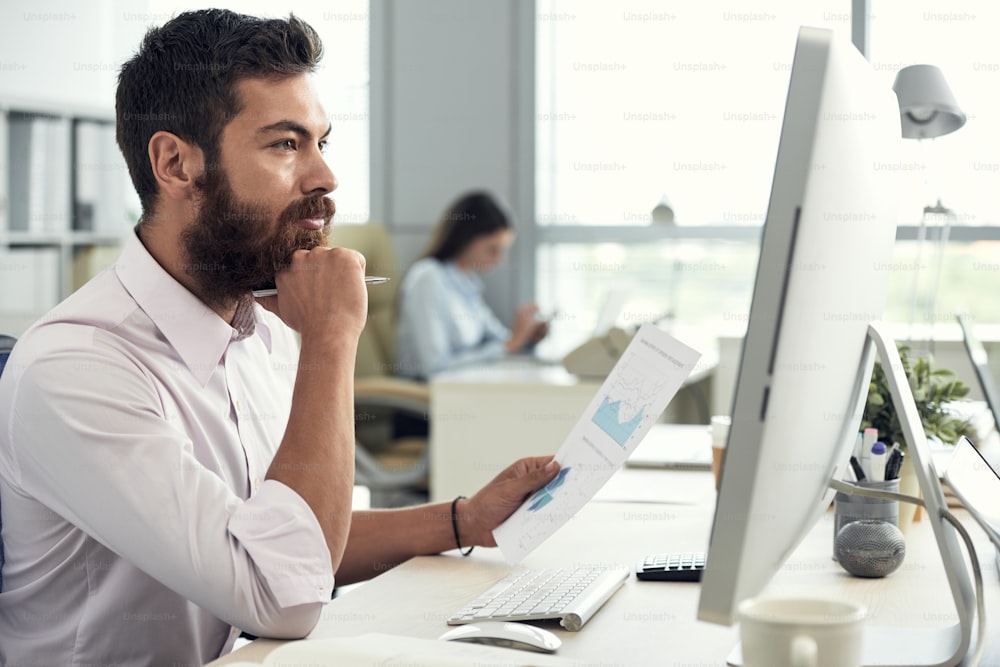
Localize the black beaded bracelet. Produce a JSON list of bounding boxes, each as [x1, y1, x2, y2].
[[451, 495, 474, 556]]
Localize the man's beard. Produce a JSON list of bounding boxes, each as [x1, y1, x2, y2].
[[182, 169, 335, 312]]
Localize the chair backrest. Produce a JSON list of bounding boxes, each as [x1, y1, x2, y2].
[[0, 334, 13, 591], [0, 335, 14, 378], [329, 224, 402, 378]]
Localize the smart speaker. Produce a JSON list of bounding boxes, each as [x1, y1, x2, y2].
[[835, 520, 906, 578]]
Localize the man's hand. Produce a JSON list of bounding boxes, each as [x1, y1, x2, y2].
[[459, 456, 560, 548], [256, 246, 368, 343]]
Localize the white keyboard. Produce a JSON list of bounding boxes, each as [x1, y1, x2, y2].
[[446, 565, 630, 631]]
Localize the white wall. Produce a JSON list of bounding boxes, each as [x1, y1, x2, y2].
[[370, 0, 536, 323], [0, 0, 152, 110]]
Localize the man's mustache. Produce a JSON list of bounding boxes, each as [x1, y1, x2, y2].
[[280, 196, 336, 226]]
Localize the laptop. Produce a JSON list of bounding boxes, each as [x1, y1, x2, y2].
[[591, 288, 629, 338], [940, 435, 1000, 576], [625, 423, 712, 470], [532, 288, 630, 366], [957, 314, 1000, 434]]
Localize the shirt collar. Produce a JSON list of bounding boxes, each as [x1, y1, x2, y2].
[[115, 229, 272, 386]]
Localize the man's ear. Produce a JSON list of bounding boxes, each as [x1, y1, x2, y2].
[[148, 131, 205, 202]]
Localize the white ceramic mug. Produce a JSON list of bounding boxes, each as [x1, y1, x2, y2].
[[738, 597, 866, 667]]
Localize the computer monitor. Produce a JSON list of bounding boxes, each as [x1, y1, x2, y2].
[[695, 26, 980, 667]]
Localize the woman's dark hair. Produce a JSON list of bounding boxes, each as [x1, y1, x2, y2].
[[423, 192, 512, 262], [116, 9, 324, 217]]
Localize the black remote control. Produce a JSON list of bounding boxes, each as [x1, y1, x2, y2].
[[635, 552, 707, 582]]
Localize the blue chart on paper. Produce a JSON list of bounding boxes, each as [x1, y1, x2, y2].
[[592, 397, 646, 446], [527, 467, 571, 511]]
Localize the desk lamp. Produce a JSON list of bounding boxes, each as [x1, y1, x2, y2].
[[893, 64, 966, 140], [892, 64, 966, 341]]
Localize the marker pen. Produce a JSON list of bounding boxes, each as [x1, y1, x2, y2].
[[852, 432, 863, 461], [885, 447, 904, 480], [849, 456, 867, 482], [870, 441, 887, 482], [861, 428, 878, 480]]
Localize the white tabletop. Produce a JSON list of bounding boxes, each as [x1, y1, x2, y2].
[[208, 467, 1000, 666]]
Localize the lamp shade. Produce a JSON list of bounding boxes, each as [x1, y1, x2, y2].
[[892, 64, 966, 139]]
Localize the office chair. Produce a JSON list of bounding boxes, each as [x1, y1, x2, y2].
[[0, 334, 15, 590], [330, 225, 431, 507], [0, 335, 14, 376]]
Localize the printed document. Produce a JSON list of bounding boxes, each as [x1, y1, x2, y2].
[[494, 323, 701, 562]]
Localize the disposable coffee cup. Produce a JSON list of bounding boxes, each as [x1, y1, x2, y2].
[[710, 415, 730, 491], [738, 597, 865, 667]]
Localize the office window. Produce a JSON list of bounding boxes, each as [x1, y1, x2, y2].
[[535, 239, 759, 356], [534, 0, 847, 344], [151, 0, 370, 224], [536, 0, 847, 227], [536, 0, 1000, 337], [883, 240, 1000, 326]]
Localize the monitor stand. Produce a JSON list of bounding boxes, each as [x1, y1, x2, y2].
[[727, 322, 981, 667], [860, 322, 978, 667]]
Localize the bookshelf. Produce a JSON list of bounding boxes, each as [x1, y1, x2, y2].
[[0, 97, 137, 335]]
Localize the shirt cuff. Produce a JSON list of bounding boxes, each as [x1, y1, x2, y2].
[[228, 480, 335, 608]]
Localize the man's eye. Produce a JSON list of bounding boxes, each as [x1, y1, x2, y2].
[[275, 139, 296, 151], [318, 140, 329, 154]]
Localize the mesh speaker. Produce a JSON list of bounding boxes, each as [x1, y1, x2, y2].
[[835, 519, 906, 578]]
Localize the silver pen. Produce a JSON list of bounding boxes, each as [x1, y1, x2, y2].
[[252, 276, 389, 298]]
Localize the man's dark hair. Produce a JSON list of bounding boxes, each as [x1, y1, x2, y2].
[[423, 191, 513, 262], [116, 9, 324, 217]]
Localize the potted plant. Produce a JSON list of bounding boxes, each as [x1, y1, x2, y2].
[[861, 345, 972, 450], [861, 344, 972, 529]]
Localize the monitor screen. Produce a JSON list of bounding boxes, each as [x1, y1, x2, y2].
[[696, 26, 902, 625]]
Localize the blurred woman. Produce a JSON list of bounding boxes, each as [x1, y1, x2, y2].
[[395, 191, 548, 381]]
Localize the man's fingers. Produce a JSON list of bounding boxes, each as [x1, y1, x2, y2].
[[506, 457, 559, 500]]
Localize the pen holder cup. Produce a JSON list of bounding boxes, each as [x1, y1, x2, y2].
[[832, 478, 899, 557]]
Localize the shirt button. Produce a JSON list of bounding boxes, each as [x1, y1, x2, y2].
[[253, 478, 261, 492]]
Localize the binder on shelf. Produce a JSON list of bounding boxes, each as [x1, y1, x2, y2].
[[1, 100, 128, 316], [96, 122, 129, 236], [0, 111, 7, 233], [45, 117, 72, 233], [73, 119, 100, 231], [7, 113, 72, 234], [72, 244, 121, 291], [0, 247, 61, 313], [8, 112, 44, 232], [73, 119, 131, 237]]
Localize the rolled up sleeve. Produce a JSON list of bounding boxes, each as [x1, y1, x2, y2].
[[229, 480, 334, 608]]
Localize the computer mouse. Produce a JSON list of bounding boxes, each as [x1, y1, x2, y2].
[[438, 621, 562, 653]]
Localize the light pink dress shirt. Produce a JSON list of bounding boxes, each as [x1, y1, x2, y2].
[[0, 231, 335, 666]]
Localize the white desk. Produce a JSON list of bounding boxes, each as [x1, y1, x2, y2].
[[428, 359, 600, 502], [207, 467, 1000, 666], [428, 356, 716, 503]]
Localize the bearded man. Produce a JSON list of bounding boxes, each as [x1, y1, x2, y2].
[[0, 10, 557, 665]]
